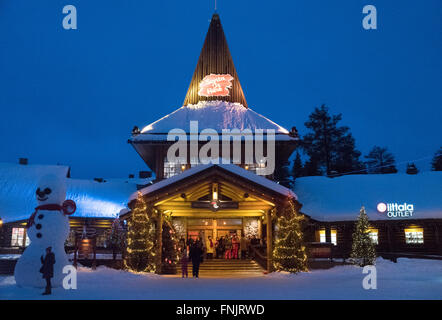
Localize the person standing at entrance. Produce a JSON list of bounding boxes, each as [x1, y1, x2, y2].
[[40, 247, 55, 295], [225, 236, 232, 259], [232, 235, 239, 259], [206, 236, 214, 259], [190, 241, 203, 278]]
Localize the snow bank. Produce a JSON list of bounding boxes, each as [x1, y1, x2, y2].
[[295, 172, 442, 221], [0, 258, 440, 299]]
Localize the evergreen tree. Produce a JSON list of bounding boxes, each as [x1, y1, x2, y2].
[[273, 199, 308, 273], [431, 147, 442, 171], [303, 104, 363, 176], [291, 151, 304, 179], [303, 155, 322, 176], [124, 192, 156, 272], [161, 217, 179, 274], [364, 146, 397, 174], [274, 160, 293, 188], [350, 206, 377, 267], [406, 162, 419, 174]]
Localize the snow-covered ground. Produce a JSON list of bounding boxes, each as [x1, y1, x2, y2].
[[1, 258, 441, 300]]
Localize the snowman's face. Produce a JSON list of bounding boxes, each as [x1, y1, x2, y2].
[[35, 175, 66, 205]]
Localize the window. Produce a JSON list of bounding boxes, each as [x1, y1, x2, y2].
[[216, 219, 242, 226], [11, 228, 30, 247], [405, 227, 424, 244], [367, 228, 379, 245], [187, 219, 213, 226], [244, 162, 266, 175], [163, 157, 186, 178], [318, 229, 337, 246]]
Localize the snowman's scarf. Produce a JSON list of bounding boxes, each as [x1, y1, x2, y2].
[[27, 201, 76, 228]]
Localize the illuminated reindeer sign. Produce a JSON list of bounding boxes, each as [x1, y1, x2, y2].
[[198, 74, 234, 97]]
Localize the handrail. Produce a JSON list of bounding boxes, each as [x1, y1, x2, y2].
[[249, 245, 267, 270]]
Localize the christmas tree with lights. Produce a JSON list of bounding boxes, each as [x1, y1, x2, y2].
[[161, 217, 179, 274], [350, 206, 376, 266], [273, 199, 308, 273], [124, 192, 156, 272]]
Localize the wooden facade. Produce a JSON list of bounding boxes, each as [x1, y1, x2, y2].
[[307, 218, 442, 259], [130, 140, 297, 182], [123, 164, 300, 273], [0, 217, 114, 253]]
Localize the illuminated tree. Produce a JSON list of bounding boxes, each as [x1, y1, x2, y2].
[[273, 199, 308, 273], [350, 206, 377, 266], [124, 192, 156, 272]]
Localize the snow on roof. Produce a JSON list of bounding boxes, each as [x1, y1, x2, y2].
[[130, 163, 297, 202], [294, 172, 442, 222], [0, 162, 146, 223], [132, 101, 294, 141]]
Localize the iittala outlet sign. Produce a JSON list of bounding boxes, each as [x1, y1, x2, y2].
[[377, 202, 415, 218], [198, 74, 234, 97]]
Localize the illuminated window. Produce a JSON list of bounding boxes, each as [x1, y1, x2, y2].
[[318, 229, 337, 245], [367, 228, 379, 245], [404, 227, 424, 244], [164, 157, 186, 178], [216, 219, 242, 226], [243, 162, 266, 174], [11, 228, 30, 247], [187, 219, 213, 226]]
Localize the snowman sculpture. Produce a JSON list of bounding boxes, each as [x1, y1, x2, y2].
[[14, 174, 76, 288]]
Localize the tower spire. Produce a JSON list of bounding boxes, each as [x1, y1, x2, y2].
[[183, 13, 248, 108]]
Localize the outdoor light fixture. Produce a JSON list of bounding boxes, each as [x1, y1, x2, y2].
[[0, 218, 3, 227]]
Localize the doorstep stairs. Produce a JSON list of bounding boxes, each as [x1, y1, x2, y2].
[[187, 259, 265, 277]]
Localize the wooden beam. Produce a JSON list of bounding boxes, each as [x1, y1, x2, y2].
[[266, 209, 273, 273], [170, 211, 264, 217], [156, 212, 163, 274]]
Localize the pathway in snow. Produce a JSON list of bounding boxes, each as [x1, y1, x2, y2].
[[1, 258, 441, 300]]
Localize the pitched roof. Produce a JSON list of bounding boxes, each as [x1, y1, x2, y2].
[[294, 172, 442, 222], [130, 163, 297, 202], [183, 13, 247, 107], [0, 162, 148, 223]]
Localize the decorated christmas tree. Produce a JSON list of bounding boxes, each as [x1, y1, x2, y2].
[[273, 199, 308, 273], [124, 192, 156, 272], [350, 206, 377, 266], [161, 217, 179, 274]]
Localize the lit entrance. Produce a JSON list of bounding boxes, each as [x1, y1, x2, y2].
[[186, 218, 245, 242], [125, 164, 301, 273]]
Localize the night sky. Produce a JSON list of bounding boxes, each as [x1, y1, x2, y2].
[[0, 0, 441, 179]]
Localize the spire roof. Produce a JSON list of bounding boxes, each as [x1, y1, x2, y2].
[[183, 13, 248, 108]]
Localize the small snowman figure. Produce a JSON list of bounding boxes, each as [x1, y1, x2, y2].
[[14, 174, 75, 289]]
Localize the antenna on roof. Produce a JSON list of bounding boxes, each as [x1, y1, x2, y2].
[[214, 0, 217, 12]]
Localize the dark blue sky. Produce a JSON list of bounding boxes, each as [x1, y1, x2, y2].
[[0, 0, 441, 179]]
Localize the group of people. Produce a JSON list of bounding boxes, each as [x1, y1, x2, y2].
[[178, 234, 262, 278]]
